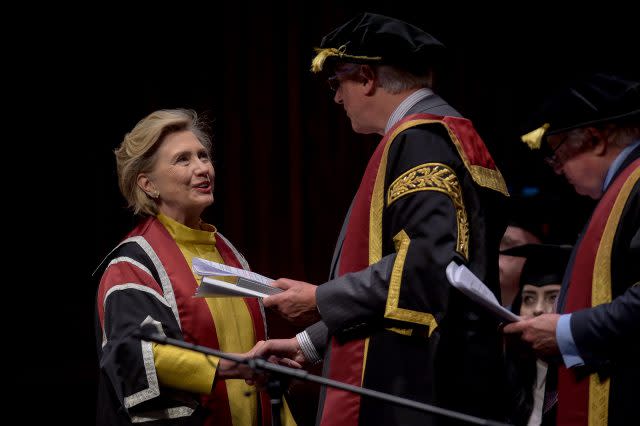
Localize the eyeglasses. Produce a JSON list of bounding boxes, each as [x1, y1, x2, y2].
[[544, 131, 589, 169], [327, 75, 341, 92], [543, 135, 570, 169], [326, 64, 361, 93]]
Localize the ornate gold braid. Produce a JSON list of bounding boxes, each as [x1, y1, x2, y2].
[[387, 163, 468, 260]]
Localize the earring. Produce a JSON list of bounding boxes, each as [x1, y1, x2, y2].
[[148, 191, 159, 199]]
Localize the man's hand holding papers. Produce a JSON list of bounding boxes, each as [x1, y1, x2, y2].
[[262, 279, 321, 327]]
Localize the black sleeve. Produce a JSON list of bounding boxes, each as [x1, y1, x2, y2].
[[316, 124, 468, 337], [571, 285, 640, 364], [97, 252, 198, 423]]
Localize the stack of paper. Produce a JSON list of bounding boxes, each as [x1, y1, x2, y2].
[[192, 258, 283, 298]]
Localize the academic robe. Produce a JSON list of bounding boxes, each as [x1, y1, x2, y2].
[[94, 216, 271, 425], [556, 145, 640, 426], [305, 95, 510, 426]]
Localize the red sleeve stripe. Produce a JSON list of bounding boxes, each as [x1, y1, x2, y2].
[[97, 256, 163, 327], [125, 236, 182, 329], [99, 257, 162, 297]]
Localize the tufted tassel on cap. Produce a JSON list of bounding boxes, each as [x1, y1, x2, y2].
[[520, 123, 550, 149], [310, 45, 347, 73]]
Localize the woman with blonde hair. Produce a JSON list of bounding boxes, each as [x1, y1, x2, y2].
[[94, 109, 295, 426]]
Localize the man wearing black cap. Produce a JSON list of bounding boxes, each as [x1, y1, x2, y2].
[[257, 12, 510, 425], [504, 73, 640, 425]]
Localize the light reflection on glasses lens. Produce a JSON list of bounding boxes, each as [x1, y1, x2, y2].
[[544, 155, 560, 168], [327, 76, 340, 92]]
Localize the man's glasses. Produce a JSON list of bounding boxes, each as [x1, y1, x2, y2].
[[543, 135, 570, 169], [326, 64, 361, 93], [327, 75, 341, 92], [544, 131, 589, 169]]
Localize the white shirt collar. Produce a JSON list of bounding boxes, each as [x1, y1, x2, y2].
[[385, 88, 434, 134]]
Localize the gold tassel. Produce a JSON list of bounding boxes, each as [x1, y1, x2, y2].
[[520, 123, 550, 149], [310, 45, 347, 73]]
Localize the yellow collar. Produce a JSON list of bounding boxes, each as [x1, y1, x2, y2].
[[157, 213, 217, 245]]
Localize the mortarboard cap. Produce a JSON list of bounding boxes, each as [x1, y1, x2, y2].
[[310, 12, 445, 74], [521, 73, 640, 149], [500, 243, 572, 287]]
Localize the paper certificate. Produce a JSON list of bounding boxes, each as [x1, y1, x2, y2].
[[192, 257, 283, 298], [445, 261, 521, 322]]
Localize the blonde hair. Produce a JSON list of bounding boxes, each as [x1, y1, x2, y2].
[[115, 109, 212, 216]]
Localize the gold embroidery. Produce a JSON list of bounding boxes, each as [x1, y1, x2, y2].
[[387, 163, 453, 203], [369, 119, 488, 265], [385, 327, 413, 336], [361, 337, 370, 386], [469, 165, 509, 196], [366, 117, 498, 381], [589, 167, 639, 425], [370, 118, 498, 338], [387, 163, 469, 260], [589, 374, 610, 426], [384, 230, 438, 335]]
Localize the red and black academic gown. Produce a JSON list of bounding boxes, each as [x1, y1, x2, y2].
[[556, 147, 640, 426], [95, 217, 271, 425], [316, 113, 510, 426]]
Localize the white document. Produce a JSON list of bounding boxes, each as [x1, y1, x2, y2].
[[196, 276, 283, 298], [192, 257, 282, 298], [193, 257, 273, 284], [445, 261, 521, 322]]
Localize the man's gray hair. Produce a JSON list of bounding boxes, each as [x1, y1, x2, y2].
[[375, 65, 433, 94]]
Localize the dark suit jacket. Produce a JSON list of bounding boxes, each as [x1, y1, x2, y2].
[[558, 144, 640, 426]]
